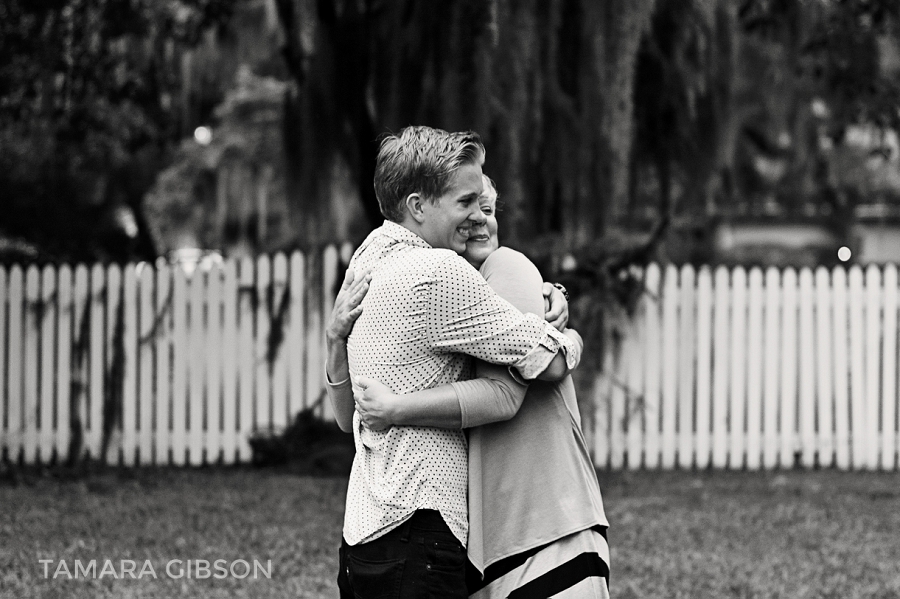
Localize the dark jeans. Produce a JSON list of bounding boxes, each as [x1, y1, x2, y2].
[[337, 509, 468, 599]]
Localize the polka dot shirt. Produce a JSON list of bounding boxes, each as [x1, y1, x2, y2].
[[342, 221, 577, 547]]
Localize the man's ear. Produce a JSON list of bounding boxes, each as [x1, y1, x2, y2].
[[405, 193, 427, 224]]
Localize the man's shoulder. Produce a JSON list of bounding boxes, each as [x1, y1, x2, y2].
[[351, 233, 466, 280], [430, 250, 485, 281], [394, 248, 476, 285]]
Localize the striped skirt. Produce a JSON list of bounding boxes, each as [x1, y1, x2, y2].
[[467, 526, 610, 598]]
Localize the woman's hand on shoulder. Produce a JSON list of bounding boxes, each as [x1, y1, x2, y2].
[[542, 282, 569, 331], [327, 268, 371, 343]]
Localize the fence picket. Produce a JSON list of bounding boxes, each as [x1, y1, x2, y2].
[[729, 267, 747, 469], [104, 264, 123, 465], [56, 266, 72, 463], [71, 265, 90, 464], [798, 268, 816, 468], [206, 265, 223, 464], [779, 268, 798, 468], [6, 267, 23, 461], [340, 242, 354, 265], [695, 267, 713, 469], [138, 265, 154, 465], [712, 266, 730, 468], [643, 264, 662, 469], [23, 266, 40, 465], [39, 265, 56, 463], [865, 265, 882, 469], [122, 265, 138, 466], [882, 265, 898, 470], [288, 252, 306, 414], [155, 263, 172, 465], [88, 264, 105, 461], [221, 260, 238, 464], [188, 267, 205, 465], [762, 267, 781, 469], [593, 370, 611, 469], [171, 266, 188, 466], [305, 252, 324, 418], [255, 255, 272, 433], [609, 330, 626, 470], [660, 264, 679, 469], [832, 267, 851, 469], [237, 257, 255, 461], [677, 265, 696, 468], [625, 299, 644, 470], [848, 266, 866, 468], [746, 268, 764, 470], [815, 267, 834, 467], [271, 253, 289, 429]]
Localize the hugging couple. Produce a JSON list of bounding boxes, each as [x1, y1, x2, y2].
[[325, 125, 609, 598]]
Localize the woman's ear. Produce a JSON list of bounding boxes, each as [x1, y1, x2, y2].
[[405, 193, 427, 224]]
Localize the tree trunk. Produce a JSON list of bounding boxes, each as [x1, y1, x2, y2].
[[273, 0, 657, 250]]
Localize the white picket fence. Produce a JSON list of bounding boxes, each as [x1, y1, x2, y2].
[[592, 263, 900, 471], [0, 245, 352, 467], [2, 254, 899, 470]]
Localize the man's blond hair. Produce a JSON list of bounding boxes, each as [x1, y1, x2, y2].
[[374, 126, 485, 222]]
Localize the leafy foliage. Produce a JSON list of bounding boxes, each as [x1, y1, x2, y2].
[[0, 0, 236, 262], [633, 0, 900, 232], [144, 68, 291, 254]]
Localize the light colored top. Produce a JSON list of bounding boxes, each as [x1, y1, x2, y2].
[[343, 221, 578, 547], [465, 246, 609, 574]]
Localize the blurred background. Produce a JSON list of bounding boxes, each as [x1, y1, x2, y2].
[[4, 4, 900, 597], [5, 0, 900, 271]]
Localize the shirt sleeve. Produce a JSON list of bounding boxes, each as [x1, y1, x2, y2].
[[449, 362, 529, 428], [425, 253, 577, 380]]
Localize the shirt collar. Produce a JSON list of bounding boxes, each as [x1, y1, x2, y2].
[[379, 220, 433, 250]]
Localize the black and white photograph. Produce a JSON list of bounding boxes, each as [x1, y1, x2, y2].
[[2, 1, 900, 597]]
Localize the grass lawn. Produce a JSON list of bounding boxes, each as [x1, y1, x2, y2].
[[1, 467, 899, 598]]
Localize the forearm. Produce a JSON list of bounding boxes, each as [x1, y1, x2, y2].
[[510, 323, 581, 381], [325, 335, 355, 432], [453, 364, 529, 427], [388, 385, 463, 429], [535, 328, 583, 382], [387, 370, 528, 429]]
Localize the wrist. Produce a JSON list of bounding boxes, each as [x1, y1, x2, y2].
[[326, 330, 348, 346], [385, 394, 403, 425]]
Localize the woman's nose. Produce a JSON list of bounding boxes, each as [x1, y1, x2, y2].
[[468, 207, 487, 224]]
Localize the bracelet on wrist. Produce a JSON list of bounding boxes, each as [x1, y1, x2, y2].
[[325, 370, 351, 387]]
